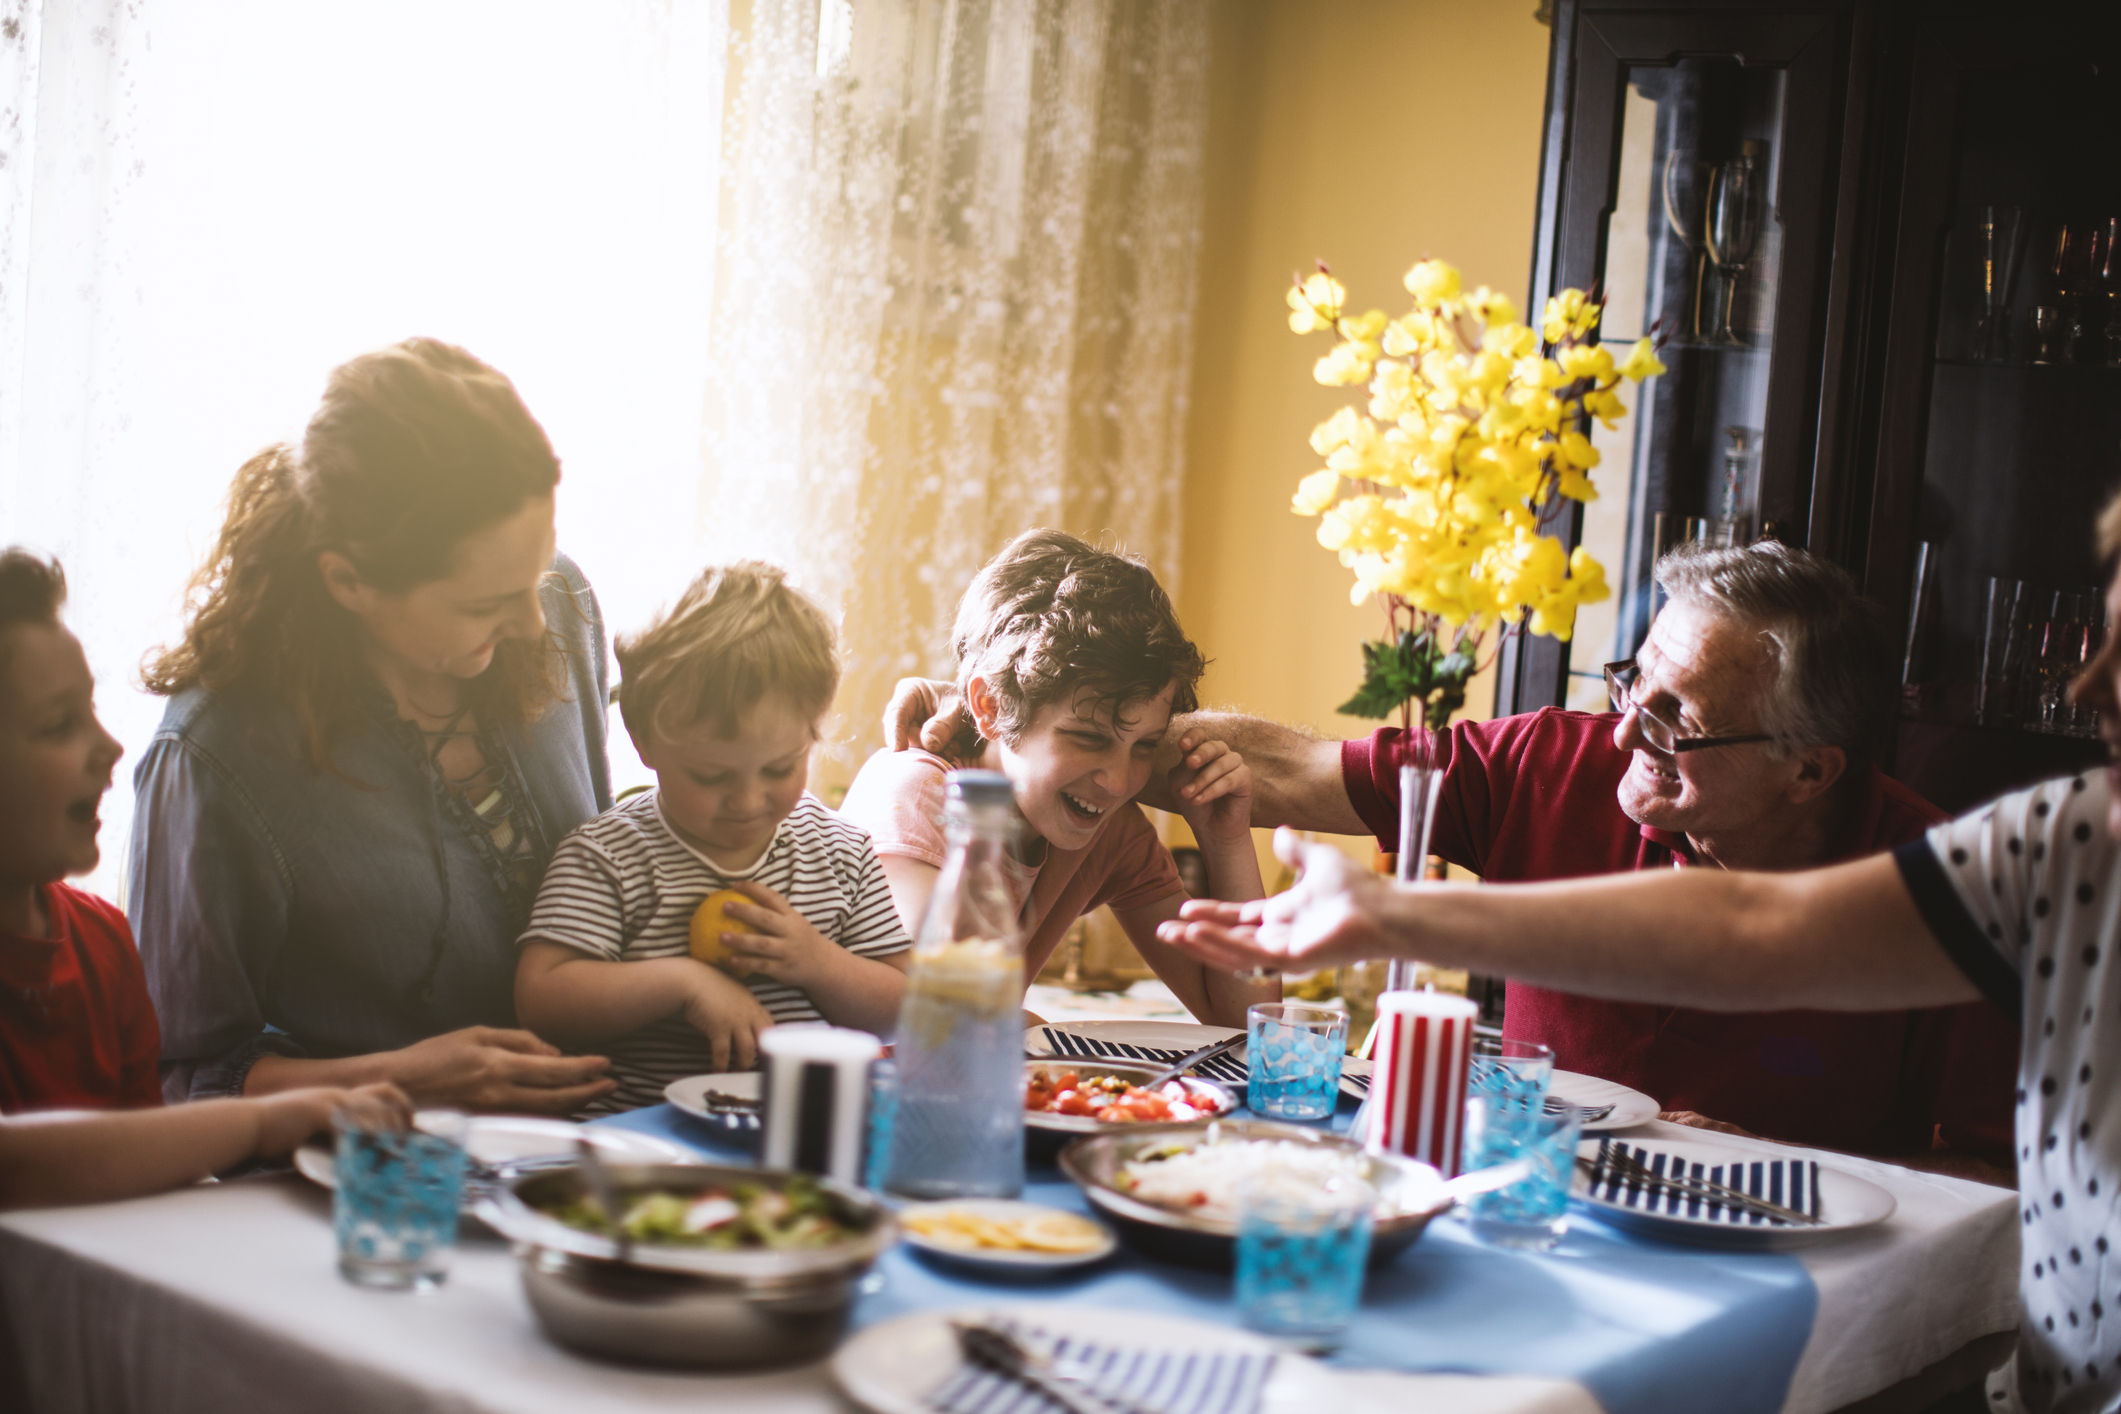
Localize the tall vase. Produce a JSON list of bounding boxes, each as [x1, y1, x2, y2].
[[1385, 741, 1443, 993]]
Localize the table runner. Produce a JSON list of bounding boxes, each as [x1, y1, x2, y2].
[[596, 1104, 1820, 1414]]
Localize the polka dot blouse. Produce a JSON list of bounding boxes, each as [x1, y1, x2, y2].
[[1896, 771, 2119, 1414]]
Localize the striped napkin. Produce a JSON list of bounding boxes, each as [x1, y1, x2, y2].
[[1581, 1139, 1823, 1226], [927, 1321, 1277, 1414], [1035, 1028, 1250, 1087]]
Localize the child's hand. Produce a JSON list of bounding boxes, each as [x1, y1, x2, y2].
[[1168, 738, 1256, 846], [717, 882, 840, 989], [681, 967, 776, 1071], [253, 1083, 411, 1158]]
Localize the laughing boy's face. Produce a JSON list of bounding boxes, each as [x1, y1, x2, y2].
[[989, 682, 1175, 852], [0, 622, 123, 898]]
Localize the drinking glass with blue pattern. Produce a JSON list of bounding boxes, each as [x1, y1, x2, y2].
[[1235, 1166, 1375, 1350], [1463, 1095, 1581, 1252], [1246, 1002, 1346, 1121], [333, 1103, 467, 1290], [1468, 1036, 1554, 1116]]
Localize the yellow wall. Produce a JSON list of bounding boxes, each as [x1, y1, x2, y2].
[[1173, 0, 1553, 869]]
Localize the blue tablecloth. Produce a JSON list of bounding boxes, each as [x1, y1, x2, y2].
[[593, 1104, 1818, 1414]]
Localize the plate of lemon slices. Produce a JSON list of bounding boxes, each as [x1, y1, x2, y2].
[[898, 1200, 1116, 1272]]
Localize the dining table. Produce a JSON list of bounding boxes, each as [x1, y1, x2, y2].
[[0, 1097, 2020, 1414]]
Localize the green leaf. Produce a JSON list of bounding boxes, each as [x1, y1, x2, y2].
[[1340, 631, 1480, 724]]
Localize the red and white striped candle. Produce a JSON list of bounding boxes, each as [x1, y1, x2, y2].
[[1364, 990, 1479, 1177]]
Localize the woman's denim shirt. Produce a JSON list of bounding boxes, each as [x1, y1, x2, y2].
[[131, 555, 613, 1100]]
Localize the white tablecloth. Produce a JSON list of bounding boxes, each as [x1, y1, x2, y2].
[[0, 1122, 2018, 1414]]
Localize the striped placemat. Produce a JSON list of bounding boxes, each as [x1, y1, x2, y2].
[[1580, 1138, 1822, 1226], [928, 1321, 1276, 1414], [1034, 1028, 1251, 1086]]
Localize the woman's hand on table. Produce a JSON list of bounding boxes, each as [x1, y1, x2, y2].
[[681, 966, 776, 1072], [385, 1027, 615, 1115]]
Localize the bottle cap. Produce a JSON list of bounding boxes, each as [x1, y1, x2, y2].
[[944, 769, 1015, 806]]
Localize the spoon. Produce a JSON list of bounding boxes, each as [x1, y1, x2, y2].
[[575, 1137, 633, 1264]]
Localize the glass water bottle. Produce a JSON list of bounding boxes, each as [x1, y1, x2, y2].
[[881, 770, 1026, 1199]]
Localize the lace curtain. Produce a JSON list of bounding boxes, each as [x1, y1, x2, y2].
[[0, 0, 730, 899], [702, 0, 1211, 770], [0, 0, 1211, 901]]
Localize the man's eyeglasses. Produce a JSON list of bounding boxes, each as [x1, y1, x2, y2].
[[1602, 660, 1775, 755]]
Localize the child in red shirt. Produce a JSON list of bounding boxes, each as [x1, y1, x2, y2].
[[0, 550, 160, 1113]]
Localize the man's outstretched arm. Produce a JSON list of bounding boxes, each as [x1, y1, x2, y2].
[[1148, 713, 1367, 834], [1160, 829, 1983, 1015]]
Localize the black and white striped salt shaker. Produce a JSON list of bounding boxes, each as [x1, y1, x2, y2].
[[758, 1026, 883, 1186]]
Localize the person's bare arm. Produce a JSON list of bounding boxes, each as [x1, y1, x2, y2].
[[876, 854, 941, 940], [516, 942, 776, 1073], [0, 1084, 410, 1211], [244, 1025, 615, 1116], [1113, 893, 1278, 1028], [714, 882, 909, 1034], [1149, 714, 1365, 834], [1161, 828, 1980, 1014]]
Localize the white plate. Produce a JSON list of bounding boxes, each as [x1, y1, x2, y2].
[[898, 1200, 1117, 1272], [292, 1115, 694, 1193], [1549, 1070, 1660, 1132], [1571, 1134, 1897, 1249], [1025, 1020, 1374, 1101], [833, 1303, 1336, 1414], [663, 1072, 764, 1135]]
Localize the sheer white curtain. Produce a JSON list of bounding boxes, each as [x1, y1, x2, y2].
[[0, 0, 729, 900], [0, 0, 1212, 903], [704, 0, 1211, 770]]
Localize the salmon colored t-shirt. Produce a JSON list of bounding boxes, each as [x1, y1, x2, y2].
[[839, 748, 1183, 978]]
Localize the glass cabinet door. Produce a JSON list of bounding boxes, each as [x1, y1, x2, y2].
[[1566, 59, 1787, 711], [1501, 6, 1848, 717], [1864, 17, 2118, 811]]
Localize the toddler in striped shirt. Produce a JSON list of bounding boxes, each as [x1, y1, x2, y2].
[[514, 563, 910, 1114]]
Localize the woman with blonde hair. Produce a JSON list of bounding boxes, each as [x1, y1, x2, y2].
[[134, 338, 615, 1113]]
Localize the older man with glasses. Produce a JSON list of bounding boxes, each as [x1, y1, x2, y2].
[[885, 540, 2015, 1172]]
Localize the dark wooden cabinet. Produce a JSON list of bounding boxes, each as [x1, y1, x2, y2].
[[1502, 0, 2119, 810]]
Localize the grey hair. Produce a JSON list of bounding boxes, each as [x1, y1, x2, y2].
[[1653, 541, 1896, 768]]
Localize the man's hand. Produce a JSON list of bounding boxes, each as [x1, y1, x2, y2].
[[253, 1083, 412, 1158], [1157, 827, 1396, 972], [718, 881, 839, 990], [883, 676, 965, 755], [386, 1026, 615, 1115], [680, 967, 777, 1072]]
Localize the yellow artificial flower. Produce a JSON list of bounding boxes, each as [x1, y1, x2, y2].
[[1404, 259, 1462, 308], [1464, 286, 1519, 328], [1292, 469, 1341, 516], [1314, 342, 1374, 386], [1556, 343, 1615, 382], [1618, 336, 1667, 382]]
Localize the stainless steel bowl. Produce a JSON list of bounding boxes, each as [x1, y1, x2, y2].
[[1023, 1058, 1237, 1163], [475, 1161, 896, 1368], [1057, 1118, 1451, 1269]]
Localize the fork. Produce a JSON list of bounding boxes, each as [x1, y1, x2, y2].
[[950, 1322, 1171, 1414], [1576, 1150, 1822, 1226]]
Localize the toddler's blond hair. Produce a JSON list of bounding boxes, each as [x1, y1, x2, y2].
[[617, 562, 838, 744]]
